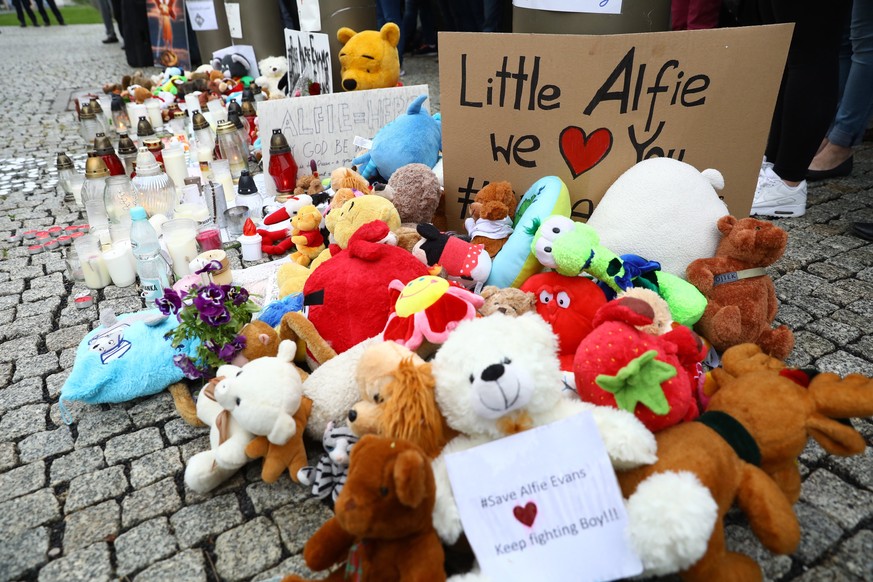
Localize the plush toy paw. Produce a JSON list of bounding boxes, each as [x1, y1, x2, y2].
[[587, 404, 658, 470], [708, 305, 744, 344], [431, 451, 464, 544], [756, 325, 795, 361]]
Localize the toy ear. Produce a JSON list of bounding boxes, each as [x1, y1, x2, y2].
[[480, 285, 498, 300], [382, 361, 447, 458], [416, 223, 440, 240], [716, 215, 737, 236], [258, 333, 272, 347], [337, 27, 357, 45], [393, 448, 428, 508], [806, 413, 866, 456], [267, 413, 296, 445], [231, 53, 250, 69], [380, 22, 401, 48], [211, 56, 221, 70], [277, 339, 296, 363], [701, 168, 724, 190]]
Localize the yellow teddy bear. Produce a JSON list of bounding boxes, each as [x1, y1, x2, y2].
[[337, 23, 401, 91], [289, 205, 325, 267]]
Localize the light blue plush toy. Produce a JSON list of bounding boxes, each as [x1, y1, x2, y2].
[[352, 94, 442, 182], [59, 309, 198, 422]]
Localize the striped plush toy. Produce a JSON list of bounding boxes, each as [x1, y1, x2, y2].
[[297, 422, 359, 502]]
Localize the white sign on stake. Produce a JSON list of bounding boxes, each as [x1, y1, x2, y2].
[[257, 85, 430, 196], [296, 0, 321, 31], [445, 411, 643, 582], [186, 0, 219, 31], [285, 29, 333, 95], [224, 2, 242, 38], [512, 0, 623, 15]]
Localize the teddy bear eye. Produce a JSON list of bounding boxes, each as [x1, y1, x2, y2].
[[373, 393, 381, 403], [379, 486, 389, 497], [469, 374, 474, 383], [362, 55, 375, 60], [235, 397, 241, 406], [503, 357, 512, 365]]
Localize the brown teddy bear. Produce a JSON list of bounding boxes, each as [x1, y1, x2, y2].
[[477, 285, 537, 317], [349, 342, 456, 459], [376, 163, 442, 225], [464, 181, 517, 258], [282, 435, 445, 582], [618, 343, 873, 582], [686, 216, 794, 359], [294, 174, 325, 196]]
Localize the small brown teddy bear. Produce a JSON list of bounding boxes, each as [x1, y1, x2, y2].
[[686, 216, 794, 359], [477, 285, 537, 317], [294, 174, 325, 196], [282, 435, 445, 582], [464, 181, 517, 258]]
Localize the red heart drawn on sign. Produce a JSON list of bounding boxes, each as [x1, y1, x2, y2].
[[559, 127, 613, 178], [513, 502, 538, 527]]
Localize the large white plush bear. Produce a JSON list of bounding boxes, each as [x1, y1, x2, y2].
[[429, 312, 659, 545], [586, 158, 729, 278]]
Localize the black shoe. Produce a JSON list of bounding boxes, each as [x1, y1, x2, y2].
[[851, 222, 873, 242], [102, 35, 119, 44], [806, 156, 853, 182], [43, 21, 50, 26]]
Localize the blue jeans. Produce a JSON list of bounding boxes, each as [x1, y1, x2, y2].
[[377, 0, 404, 65], [829, 0, 873, 148], [402, 0, 437, 47]]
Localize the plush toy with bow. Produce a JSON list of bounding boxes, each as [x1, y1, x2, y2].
[[282, 435, 445, 582], [412, 224, 491, 288], [297, 422, 359, 503]]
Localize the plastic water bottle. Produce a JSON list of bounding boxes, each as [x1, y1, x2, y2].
[[129, 206, 172, 303]]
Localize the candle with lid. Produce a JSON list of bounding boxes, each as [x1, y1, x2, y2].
[[117, 133, 139, 177], [268, 129, 298, 194], [94, 133, 126, 176], [131, 147, 175, 219], [238, 218, 263, 261], [111, 94, 130, 134], [215, 120, 248, 180]]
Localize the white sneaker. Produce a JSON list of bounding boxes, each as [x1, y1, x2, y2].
[[751, 167, 807, 217], [760, 156, 774, 176]]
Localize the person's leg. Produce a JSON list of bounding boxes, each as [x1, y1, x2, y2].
[[482, 0, 501, 32], [672, 0, 690, 31], [419, 0, 437, 45], [22, 0, 39, 25], [686, 0, 721, 30], [32, 0, 50, 25], [44, 0, 63, 24], [98, 0, 117, 40], [378, 0, 405, 67], [401, 0, 419, 54], [11, 0, 27, 26], [110, 0, 122, 37]]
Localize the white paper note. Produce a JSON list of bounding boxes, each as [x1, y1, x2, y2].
[[512, 0, 623, 15], [296, 0, 322, 31], [224, 2, 242, 38], [187, 0, 219, 31]]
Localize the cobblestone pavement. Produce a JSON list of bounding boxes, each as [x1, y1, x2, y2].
[[0, 24, 870, 582]]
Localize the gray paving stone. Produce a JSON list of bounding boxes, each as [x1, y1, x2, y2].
[[847, 298, 873, 318], [29, 272, 64, 291], [46, 369, 70, 399], [64, 465, 127, 514], [0, 441, 17, 471], [0, 278, 26, 295], [0, 257, 29, 272], [0, 402, 48, 439], [180, 435, 211, 463], [793, 501, 845, 565], [273, 498, 334, 554], [0, 460, 45, 503], [793, 564, 857, 582], [806, 319, 863, 346], [252, 554, 316, 581], [806, 261, 855, 282], [184, 473, 247, 505], [62, 500, 120, 553], [130, 446, 182, 489], [828, 530, 873, 580], [801, 469, 873, 530], [215, 516, 282, 581], [0, 377, 44, 414], [104, 284, 143, 299], [786, 294, 839, 319], [723, 523, 793, 581], [58, 348, 76, 371], [0, 312, 54, 343], [816, 351, 873, 376], [164, 417, 209, 445], [170, 493, 244, 549], [115, 517, 178, 576], [45, 324, 89, 352], [104, 426, 163, 465], [246, 474, 307, 513], [12, 353, 60, 382], [0, 526, 49, 581], [792, 330, 835, 359], [133, 549, 207, 582], [128, 391, 179, 427], [58, 303, 98, 327], [121, 476, 182, 528], [0, 488, 59, 535], [19, 426, 75, 463], [74, 407, 132, 448], [101, 295, 146, 316], [0, 294, 22, 312], [37, 542, 112, 582]]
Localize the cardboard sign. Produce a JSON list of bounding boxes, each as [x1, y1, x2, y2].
[[439, 26, 793, 230], [445, 412, 642, 581], [285, 29, 333, 95], [257, 85, 430, 195], [186, 0, 218, 31], [146, 0, 192, 70], [512, 0, 622, 15]]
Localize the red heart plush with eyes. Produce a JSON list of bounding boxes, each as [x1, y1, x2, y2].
[[513, 502, 538, 527]]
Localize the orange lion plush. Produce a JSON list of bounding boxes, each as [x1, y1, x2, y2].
[[282, 435, 445, 582], [618, 343, 873, 582]]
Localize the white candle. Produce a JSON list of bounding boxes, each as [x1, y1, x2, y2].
[[163, 146, 189, 189], [81, 255, 112, 289], [103, 242, 137, 287], [145, 99, 163, 129], [165, 231, 199, 278]]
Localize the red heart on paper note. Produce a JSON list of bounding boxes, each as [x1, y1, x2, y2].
[[513, 502, 538, 527], [559, 126, 613, 178]]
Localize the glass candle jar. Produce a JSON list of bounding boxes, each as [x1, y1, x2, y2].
[[215, 120, 248, 180], [161, 218, 199, 278], [111, 94, 130, 134], [162, 143, 188, 190], [210, 159, 235, 204], [103, 175, 140, 224], [74, 234, 112, 289], [132, 147, 176, 219]]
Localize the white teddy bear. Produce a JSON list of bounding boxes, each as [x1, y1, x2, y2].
[[255, 56, 289, 100], [429, 312, 659, 545]]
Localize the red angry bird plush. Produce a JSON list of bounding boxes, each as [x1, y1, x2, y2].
[[573, 296, 708, 432], [520, 272, 608, 371]]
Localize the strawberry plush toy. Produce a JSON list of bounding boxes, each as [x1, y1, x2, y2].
[[574, 296, 708, 432]]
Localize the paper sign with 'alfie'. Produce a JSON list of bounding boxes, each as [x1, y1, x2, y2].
[[438, 25, 793, 231], [445, 412, 642, 581]]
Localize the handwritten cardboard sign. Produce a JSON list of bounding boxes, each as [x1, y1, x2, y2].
[[285, 29, 333, 95], [256, 85, 430, 196], [445, 411, 642, 581], [439, 26, 793, 230]]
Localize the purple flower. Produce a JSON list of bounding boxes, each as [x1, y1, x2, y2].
[[204, 339, 220, 354], [195, 260, 223, 275], [231, 287, 249, 306], [155, 288, 182, 315], [201, 307, 231, 327], [194, 284, 227, 318], [217, 334, 247, 362], [173, 354, 203, 379]]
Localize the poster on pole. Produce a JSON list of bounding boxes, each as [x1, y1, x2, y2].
[[146, 0, 192, 70], [285, 29, 333, 96], [257, 85, 430, 196], [438, 26, 793, 231], [186, 0, 218, 31]]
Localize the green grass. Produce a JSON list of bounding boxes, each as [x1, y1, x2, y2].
[[0, 3, 102, 26]]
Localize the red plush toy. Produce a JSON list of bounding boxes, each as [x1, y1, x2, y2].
[[520, 272, 607, 371], [573, 296, 708, 432], [303, 220, 430, 354], [258, 227, 295, 255]]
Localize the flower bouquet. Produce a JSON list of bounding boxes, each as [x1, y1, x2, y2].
[[156, 263, 261, 379]]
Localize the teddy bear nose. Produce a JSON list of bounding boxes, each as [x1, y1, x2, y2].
[[343, 78, 357, 91], [481, 363, 505, 382], [348, 409, 357, 422]]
